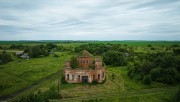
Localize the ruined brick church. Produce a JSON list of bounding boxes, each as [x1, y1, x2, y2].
[[63, 50, 105, 83]]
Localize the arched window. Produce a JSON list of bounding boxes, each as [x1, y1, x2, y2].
[[98, 74, 100, 80], [78, 75, 80, 81], [67, 74, 69, 80]]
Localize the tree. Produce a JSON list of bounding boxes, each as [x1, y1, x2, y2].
[[0, 51, 12, 64], [160, 54, 174, 68], [29, 46, 41, 58], [150, 68, 162, 81], [174, 56, 180, 72], [46, 43, 57, 49], [173, 48, 180, 55], [147, 44, 152, 47], [141, 60, 154, 74], [70, 56, 78, 69], [103, 50, 127, 66]]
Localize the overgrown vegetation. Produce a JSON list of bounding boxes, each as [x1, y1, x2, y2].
[[127, 52, 180, 85], [70, 56, 78, 69], [25, 46, 49, 58], [74, 42, 180, 85], [0, 41, 180, 102], [0, 50, 12, 64], [169, 86, 180, 102], [14, 85, 61, 102]]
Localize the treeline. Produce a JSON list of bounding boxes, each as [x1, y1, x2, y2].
[[24, 45, 49, 58], [9, 44, 57, 58], [10, 43, 71, 52], [127, 52, 180, 85], [10, 43, 57, 50]]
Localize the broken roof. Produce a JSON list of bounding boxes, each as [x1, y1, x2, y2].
[[77, 50, 93, 57]]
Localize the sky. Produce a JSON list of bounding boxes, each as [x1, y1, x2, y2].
[[0, 0, 180, 41]]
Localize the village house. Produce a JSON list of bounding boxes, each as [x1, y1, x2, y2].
[[15, 52, 29, 59], [20, 53, 29, 59], [63, 50, 106, 83]]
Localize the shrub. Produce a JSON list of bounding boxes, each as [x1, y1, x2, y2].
[[175, 87, 180, 102], [61, 76, 67, 84], [92, 80, 98, 85], [170, 86, 180, 102], [54, 54, 59, 57], [103, 50, 127, 66], [143, 75, 152, 85], [70, 56, 78, 69], [15, 85, 61, 102], [111, 73, 115, 80], [0, 50, 12, 64], [147, 44, 152, 47]]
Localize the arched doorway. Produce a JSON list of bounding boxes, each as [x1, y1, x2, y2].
[[82, 76, 88, 83]]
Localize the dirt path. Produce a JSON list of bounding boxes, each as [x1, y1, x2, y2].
[[0, 71, 61, 102]]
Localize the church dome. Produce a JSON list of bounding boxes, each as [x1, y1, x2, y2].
[[78, 50, 93, 57]]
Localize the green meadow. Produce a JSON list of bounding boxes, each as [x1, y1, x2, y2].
[[0, 51, 71, 97], [0, 41, 179, 102]]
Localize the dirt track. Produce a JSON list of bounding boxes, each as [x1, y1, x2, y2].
[[0, 71, 60, 102]]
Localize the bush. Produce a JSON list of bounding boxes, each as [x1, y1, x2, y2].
[[103, 50, 127, 66], [147, 44, 152, 47], [92, 80, 98, 85], [61, 76, 67, 84], [150, 68, 161, 81], [70, 56, 78, 69], [170, 86, 180, 102], [0, 50, 12, 64], [143, 75, 152, 85], [173, 48, 180, 55], [111, 73, 115, 80], [54, 54, 59, 57], [15, 85, 61, 102], [175, 87, 180, 102]]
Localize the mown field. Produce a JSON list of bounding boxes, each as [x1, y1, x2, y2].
[[44, 66, 177, 102], [0, 41, 179, 102]]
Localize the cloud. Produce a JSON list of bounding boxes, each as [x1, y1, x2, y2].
[[0, 0, 180, 40]]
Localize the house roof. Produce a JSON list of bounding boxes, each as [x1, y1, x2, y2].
[[16, 52, 23, 55], [77, 50, 93, 57], [20, 53, 29, 58]]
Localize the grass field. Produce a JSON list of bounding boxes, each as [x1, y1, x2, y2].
[[0, 41, 179, 102], [0, 51, 71, 97], [46, 66, 178, 102]]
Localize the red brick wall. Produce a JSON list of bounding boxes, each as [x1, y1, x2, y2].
[[77, 57, 93, 68], [64, 67, 105, 83]]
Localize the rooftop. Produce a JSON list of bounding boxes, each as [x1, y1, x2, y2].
[[77, 50, 93, 57]]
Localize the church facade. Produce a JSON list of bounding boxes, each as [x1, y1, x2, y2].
[[63, 50, 105, 83]]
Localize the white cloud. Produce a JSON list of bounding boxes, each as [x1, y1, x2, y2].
[[0, 0, 180, 40]]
